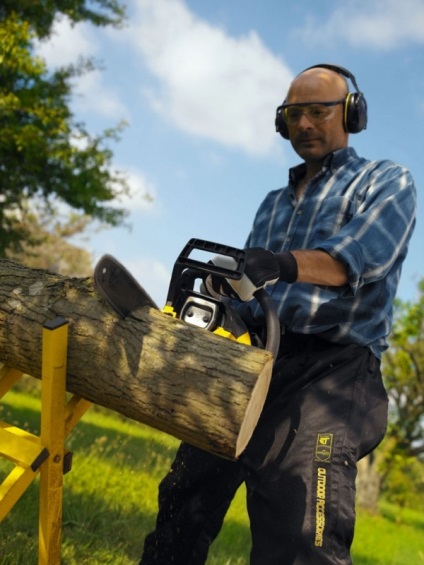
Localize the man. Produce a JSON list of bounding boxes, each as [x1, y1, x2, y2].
[[140, 64, 416, 564]]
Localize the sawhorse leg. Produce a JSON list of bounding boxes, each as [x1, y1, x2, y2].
[[0, 317, 91, 564], [38, 317, 68, 564], [38, 318, 91, 565]]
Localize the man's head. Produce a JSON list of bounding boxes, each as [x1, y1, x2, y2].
[[275, 65, 367, 166]]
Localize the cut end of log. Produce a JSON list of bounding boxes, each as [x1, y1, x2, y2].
[[235, 354, 273, 458]]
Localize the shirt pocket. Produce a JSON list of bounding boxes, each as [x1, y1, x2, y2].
[[310, 196, 357, 243]]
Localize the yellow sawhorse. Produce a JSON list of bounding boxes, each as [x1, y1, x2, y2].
[[0, 317, 92, 564]]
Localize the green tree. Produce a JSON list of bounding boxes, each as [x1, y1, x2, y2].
[[380, 280, 424, 509], [1, 0, 125, 40], [6, 201, 93, 277], [384, 281, 424, 458], [357, 280, 424, 513], [0, 1, 129, 256]]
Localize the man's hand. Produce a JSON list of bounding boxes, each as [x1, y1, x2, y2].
[[205, 248, 298, 302]]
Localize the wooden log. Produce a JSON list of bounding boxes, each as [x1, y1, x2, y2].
[[0, 259, 273, 459]]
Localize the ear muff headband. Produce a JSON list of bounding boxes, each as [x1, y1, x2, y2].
[[275, 63, 368, 139]]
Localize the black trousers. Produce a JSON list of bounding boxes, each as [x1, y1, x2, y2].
[[140, 335, 388, 564]]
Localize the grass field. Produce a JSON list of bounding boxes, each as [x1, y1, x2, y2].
[[1, 387, 423, 564]]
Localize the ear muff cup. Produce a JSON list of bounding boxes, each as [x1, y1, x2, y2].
[[275, 64, 367, 139], [344, 91, 367, 134], [275, 104, 289, 139]]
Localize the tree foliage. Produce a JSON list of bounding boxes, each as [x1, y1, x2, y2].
[[0, 0, 129, 255], [6, 201, 93, 277], [379, 280, 424, 508], [0, 0, 125, 40], [383, 280, 424, 458]]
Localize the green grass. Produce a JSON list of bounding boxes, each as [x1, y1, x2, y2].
[[1, 388, 424, 564]]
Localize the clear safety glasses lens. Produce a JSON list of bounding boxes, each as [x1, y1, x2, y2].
[[283, 99, 345, 126]]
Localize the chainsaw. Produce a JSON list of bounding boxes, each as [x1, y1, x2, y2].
[[94, 238, 280, 361]]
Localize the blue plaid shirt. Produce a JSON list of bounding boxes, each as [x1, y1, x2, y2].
[[245, 147, 417, 358]]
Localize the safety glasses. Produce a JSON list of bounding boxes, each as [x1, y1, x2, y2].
[[282, 99, 346, 126]]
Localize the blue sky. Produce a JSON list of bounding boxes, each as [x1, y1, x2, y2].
[[36, 0, 423, 306]]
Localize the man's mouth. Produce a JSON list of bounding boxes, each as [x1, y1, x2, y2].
[[296, 134, 320, 144], [296, 138, 323, 151]]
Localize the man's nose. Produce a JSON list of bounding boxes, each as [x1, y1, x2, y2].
[[297, 112, 314, 128]]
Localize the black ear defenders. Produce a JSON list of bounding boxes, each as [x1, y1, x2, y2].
[[275, 63, 368, 140]]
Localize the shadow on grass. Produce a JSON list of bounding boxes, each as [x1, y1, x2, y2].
[[0, 395, 174, 563], [350, 555, 380, 565], [1, 463, 250, 565], [0, 479, 157, 565], [378, 503, 424, 531], [0, 394, 251, 564], [0, 395, 180, 471]]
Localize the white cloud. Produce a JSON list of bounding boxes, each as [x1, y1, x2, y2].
[[75, 69, 129, 118], [293, 0, 424, 50], [127, 0, 292, 155], [35, 16, 98, 67], [34, 16, 129, 119], [114, 168, 157, 213]]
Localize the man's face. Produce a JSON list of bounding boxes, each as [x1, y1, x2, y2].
[[284, 70, 349, 163]]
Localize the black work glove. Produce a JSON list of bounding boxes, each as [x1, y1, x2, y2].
[[205, 248, 298, 302]]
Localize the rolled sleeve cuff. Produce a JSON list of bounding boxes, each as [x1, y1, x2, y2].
[[317, 237, 364, 295]]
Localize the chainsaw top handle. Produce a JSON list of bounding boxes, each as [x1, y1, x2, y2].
[[166, 238, 281, 362], [174, 238, 246, 279]]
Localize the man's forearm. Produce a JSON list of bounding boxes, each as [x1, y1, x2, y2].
[[288, 250, 348, 287]]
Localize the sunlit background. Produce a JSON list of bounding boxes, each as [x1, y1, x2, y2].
[[36, 0, 424, 305]]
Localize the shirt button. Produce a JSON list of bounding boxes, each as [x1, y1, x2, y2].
[[297, 209, 302, 215]]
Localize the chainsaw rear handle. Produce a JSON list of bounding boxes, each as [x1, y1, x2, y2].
[[167, 238, 280, 363], [253, 288, 280, 361]]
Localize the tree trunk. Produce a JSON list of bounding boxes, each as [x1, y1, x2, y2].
[[0, 259, 273, 459], [356, 453, 382, 513]]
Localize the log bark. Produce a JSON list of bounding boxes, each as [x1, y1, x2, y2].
[[0, 259, 273, 459]]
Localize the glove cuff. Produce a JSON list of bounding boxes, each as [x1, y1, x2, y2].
[[276, 251, 298, 283]]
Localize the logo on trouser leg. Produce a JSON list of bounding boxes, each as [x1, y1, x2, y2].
[[315, 433, 333, 462], [315, 467, 327, 547], [313, 434, 333, 547]]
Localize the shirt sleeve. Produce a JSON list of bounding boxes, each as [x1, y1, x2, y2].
[[317, 161, 417, 295]]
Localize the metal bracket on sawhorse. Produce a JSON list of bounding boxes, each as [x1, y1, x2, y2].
[[0, 317, 92, 565]]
